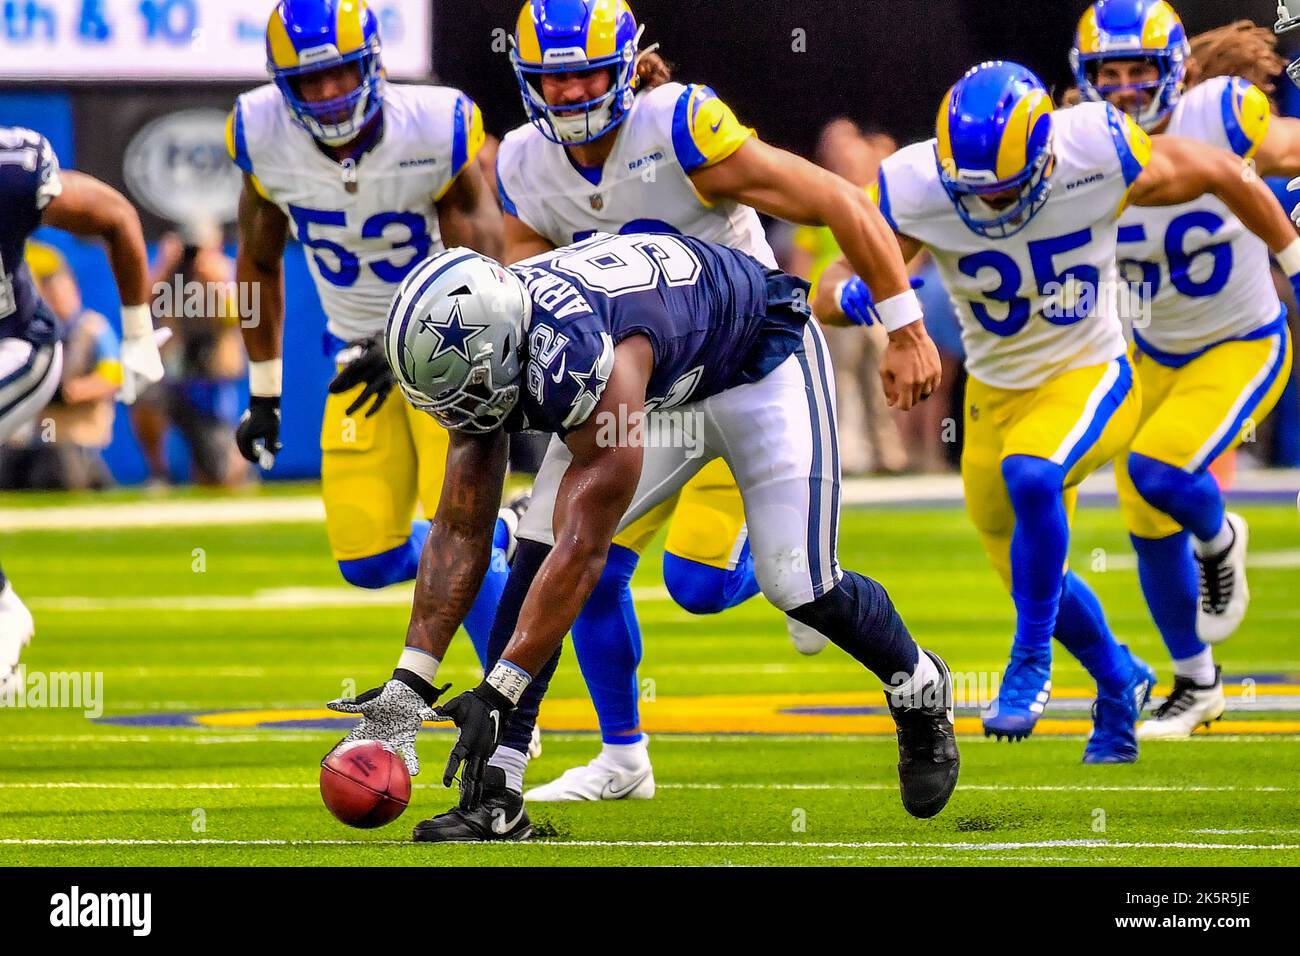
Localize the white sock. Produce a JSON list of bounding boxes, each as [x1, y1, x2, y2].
[[889, 649, 940, 707], [1172, 648, 1217, 688], [1199, 519, 1234, 556], [487, 746, 529, 793], [601, 734, 649, 768]]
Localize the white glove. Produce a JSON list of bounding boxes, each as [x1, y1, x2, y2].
[[117, 325, 170, 406], [1288, 176, 1300, 230]]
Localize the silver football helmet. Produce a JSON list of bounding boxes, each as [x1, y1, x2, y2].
[[384, 248, 532, 433]]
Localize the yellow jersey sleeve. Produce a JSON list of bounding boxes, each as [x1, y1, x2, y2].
[[670, 84, 753, 172], [1221, 77, 1271, 160], [225, 102, 270, 200]]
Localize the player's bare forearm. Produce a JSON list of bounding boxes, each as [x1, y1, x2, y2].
[[690, 139, 912, 300], [235, 179, 287, 362], [42, 171, 149, 305], [436, 162, 504, 260], [405, 429, 509, 659], [500, 340, 650, 675]]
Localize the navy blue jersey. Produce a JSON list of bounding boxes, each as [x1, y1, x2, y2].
[[510, 233, 809, 435], [0, 127, 62, 345]]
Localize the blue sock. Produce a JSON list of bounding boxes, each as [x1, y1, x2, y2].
[[1131, 531, 1204, 661], [571, 544, 644, 743], [1054, 570, 1131, 693], [1128, 453, 1225, 542], [788, 570, 919, 684], [1002, 455, 1070, 657], [662, 541, 761, 615]]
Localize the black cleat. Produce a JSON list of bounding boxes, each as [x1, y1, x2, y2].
[[886, 650, 960, 819], [411, 767, 532, 843]]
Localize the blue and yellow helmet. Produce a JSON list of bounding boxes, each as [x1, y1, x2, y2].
[[935, 62, 1056, 240], [1070, 0, 1189, 132], [511, 0, 643, 145], [266, 0, 383, 146]]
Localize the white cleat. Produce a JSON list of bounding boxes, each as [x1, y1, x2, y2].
[[0, 581, 35, 692], [786, 616, 830, 656], [528, 723, 543, 759], [1137, 668, 1226, 739], [524, 746, 655, 802], [1194, 512, 1249, 644]]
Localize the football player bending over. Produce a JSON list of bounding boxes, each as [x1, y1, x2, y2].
[[1072, 0, 1300, 737], [227, 0, 514, 673], [326, 229, 958, 841], [0, 128, 165, 694], [816, 60, 1300, 762], [496, 0, 946, 803]]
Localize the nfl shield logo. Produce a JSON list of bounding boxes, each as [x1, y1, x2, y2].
[[589, 193, 604, 211]]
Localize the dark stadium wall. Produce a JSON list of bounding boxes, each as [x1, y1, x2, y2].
[[435, 0, 1287, 153]]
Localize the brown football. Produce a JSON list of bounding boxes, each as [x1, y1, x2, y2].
[[320, 740, 412, 829]]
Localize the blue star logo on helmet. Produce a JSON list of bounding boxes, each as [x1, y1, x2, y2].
[[420, 301, 488, 364]]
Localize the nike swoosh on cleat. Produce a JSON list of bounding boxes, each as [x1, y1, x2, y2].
[[599, 770, 649, 800], [490, 805, 524, 834]]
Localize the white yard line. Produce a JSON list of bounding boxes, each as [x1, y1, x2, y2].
[[2, 837, 1297, 851]]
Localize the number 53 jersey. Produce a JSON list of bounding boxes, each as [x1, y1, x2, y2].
[[877, 101, 1146, 390], [1118, 76, 1281, 359], [227, 83, 483, 343]]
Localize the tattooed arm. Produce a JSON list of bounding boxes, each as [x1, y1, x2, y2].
[[404, 427, 510, 658]]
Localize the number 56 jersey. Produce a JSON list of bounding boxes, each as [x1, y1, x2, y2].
[[877, 101, 1147, 390], [1118, 76, 1281, 359], [227, 83, 484, 343]]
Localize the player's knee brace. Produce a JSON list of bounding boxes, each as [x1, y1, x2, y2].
[[1001, 455, 1065, 517], [662, 548, 758, 615]]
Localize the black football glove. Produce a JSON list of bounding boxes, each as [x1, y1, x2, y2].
[[328, 334, 395, 418], [235, 395, 282, 468], [432, 683, 514, 810]]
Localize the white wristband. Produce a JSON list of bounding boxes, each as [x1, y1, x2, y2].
[[248, 358, 283, 398], [875, 288, 925, 333], [1277, 237, 1300, 277], [120, 303, 153, 340], [485, 660, 531, 706], [396, 647, 441, 686]]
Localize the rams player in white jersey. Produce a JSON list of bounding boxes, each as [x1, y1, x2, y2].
[[816, 60, 1300, 762], [227, 0, 512, 669], [494, 0, 943, 801], [1071, 0, 1300, 737]]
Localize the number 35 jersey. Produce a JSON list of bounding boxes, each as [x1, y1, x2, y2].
[[1118, 76, 1281, 359], [877, 102, 1145, 390], [227, 83, 484, 343]]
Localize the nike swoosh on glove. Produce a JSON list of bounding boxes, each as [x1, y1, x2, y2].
[[117, 328, 171, 405], [326, 678, 448, 776], [431, 683, 514, 810]]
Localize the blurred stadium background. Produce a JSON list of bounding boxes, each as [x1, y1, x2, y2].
[[1, 0, 1295, 488]]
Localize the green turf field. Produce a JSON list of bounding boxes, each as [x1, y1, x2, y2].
[[2, 493, 1298, 867]]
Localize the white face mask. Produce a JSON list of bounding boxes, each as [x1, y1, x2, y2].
[[549, 98, 616, 143]]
